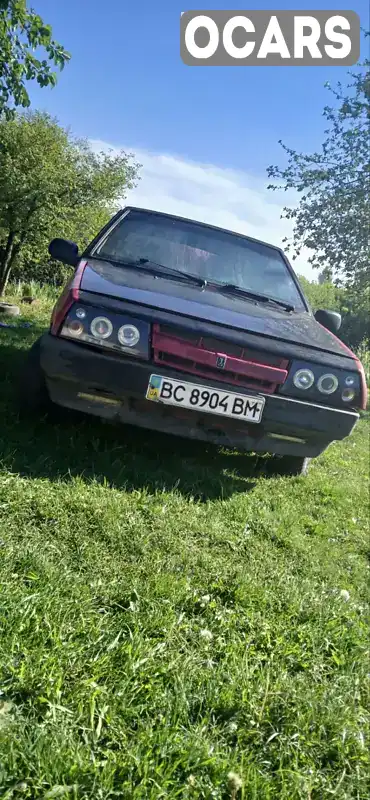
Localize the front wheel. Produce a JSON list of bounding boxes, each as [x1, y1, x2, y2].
[[274, 455, 311, 477], [18, 337, 51, 416]]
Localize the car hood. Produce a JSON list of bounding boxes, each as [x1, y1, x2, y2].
[[80, 259, 354, 360]]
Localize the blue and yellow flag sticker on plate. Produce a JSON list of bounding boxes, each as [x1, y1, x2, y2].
[[146, 375, 163, 401]]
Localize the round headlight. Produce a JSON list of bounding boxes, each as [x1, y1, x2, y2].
[[345, 376, 356, 387], [293, 369, 315, 390], [90, 316, 113, 339], [75, 308, 86, 320], [66, 320, 84, 337], [317, 374, 339, 395], [118, 324, 140, 348], [342, 388, 355, 402]]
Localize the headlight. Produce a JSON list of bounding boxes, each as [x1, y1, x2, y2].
[[342, 387, 356, 402], [317, 374, 339, 395], [90, 316, 113, 339], [60, 304, 150, 359], [280, 361, 363, 408], [118, 324, 140, 347], [293, 368, 315, 390], [66, 319, 84, 337]]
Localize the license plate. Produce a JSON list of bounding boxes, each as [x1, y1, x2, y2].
[[146, 375, 265, 423]]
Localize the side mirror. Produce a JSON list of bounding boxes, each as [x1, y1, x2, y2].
[[48, 238, 79, 267], [314, 309, 342, 335]]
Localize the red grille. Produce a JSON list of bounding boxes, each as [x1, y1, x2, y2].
[[152, 324, 289, 394]]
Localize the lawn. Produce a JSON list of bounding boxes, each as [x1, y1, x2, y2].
[[0, 289, 369, 799]]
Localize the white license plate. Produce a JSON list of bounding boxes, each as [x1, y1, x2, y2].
[[146, 375, 265, 423]]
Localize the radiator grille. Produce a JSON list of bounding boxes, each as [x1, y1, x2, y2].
[[152, 324, 289, 394]]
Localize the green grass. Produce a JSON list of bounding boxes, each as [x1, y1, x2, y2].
[[0, 290, 369, 799]]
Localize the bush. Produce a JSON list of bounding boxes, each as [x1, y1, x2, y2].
[[298, 275, 369, 352], [357, 342, 370, 389]]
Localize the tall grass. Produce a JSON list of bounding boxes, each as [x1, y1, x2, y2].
[[10, 279, 59, 304]]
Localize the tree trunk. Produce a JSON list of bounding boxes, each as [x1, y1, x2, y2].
[[0, 231, 17, 296], [0, 201, 39, 295]]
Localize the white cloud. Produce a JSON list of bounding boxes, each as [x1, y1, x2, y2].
[[90, 139, 315, 280]]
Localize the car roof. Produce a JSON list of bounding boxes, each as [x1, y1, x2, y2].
[[120, 206, 286, 257]]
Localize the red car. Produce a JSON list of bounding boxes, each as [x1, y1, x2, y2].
[[20, 207, 367, 476]]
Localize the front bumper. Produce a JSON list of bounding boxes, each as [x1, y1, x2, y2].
[[40, 334, 359, 457]]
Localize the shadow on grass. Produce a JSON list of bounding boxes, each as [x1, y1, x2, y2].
[[0, 333, 278, 501]]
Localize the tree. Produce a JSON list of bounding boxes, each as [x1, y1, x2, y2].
[[297, 274, 344, 312], [0, 0, 70, 118], [298, 274, 369, 351], [267, 57, 370, 292], [0, 111, 141, 294], [318, 267, 333, 285]]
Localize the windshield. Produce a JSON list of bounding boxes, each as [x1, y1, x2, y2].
[[95, 209, 306, 309]]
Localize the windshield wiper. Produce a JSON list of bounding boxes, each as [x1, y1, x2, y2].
[[137, 258, 208, 288], [93, 255, 207, 288], [210, 283, 295, 312]]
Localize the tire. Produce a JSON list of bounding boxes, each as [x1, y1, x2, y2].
[[276, 455, 311, 477], [18, 337, 51, 416], [0, 302, 20, 317]]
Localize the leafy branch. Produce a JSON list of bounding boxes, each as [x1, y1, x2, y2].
[[267, 58, 370, 291], [0, 0, 70, 118]]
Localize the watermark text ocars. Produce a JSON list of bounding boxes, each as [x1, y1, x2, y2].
[[180, 10, 360, 66]]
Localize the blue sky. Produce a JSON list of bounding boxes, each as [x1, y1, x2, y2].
[[28, 1, 369, 278]]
